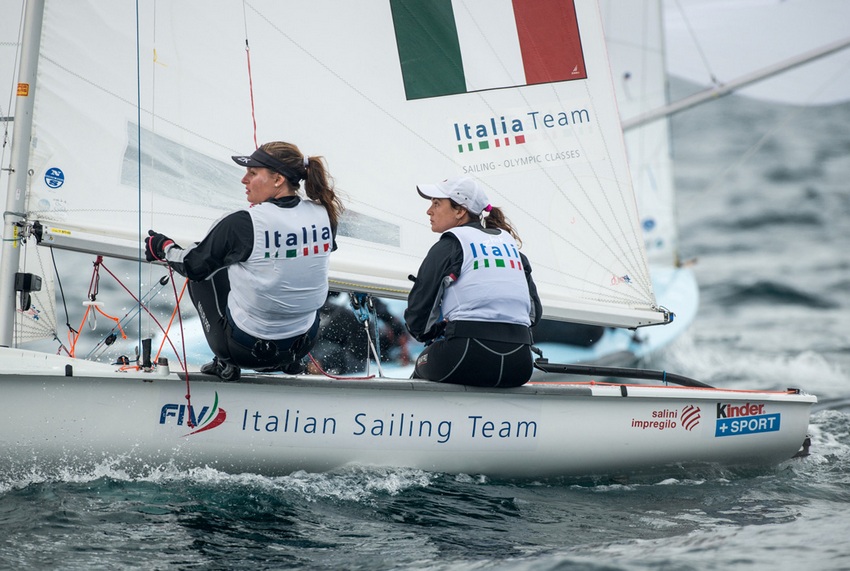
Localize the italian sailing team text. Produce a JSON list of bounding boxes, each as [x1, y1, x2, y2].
[[240, 409, 538, 444]]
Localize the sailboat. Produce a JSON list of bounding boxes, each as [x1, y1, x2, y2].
[[0, 0, 817, 480]]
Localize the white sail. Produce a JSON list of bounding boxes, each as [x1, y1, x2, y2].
[[16, 0, 666, 330]]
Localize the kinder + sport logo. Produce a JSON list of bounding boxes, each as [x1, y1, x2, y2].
[[715, 402, 780, 437]]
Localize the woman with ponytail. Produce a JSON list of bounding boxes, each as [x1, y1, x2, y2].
[[404, 176, 542, 387], [144, 141, 343, 380]]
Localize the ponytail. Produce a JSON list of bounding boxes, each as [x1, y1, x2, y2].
[[303, 155, 344, 229], [259, 141, 344, 229], [483, 207, 522, 247]]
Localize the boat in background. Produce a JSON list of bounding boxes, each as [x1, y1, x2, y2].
[[0, 1, 816, 480], [663, 0, 850, 107]]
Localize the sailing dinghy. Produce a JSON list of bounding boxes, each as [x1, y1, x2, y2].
[[0, 0, 815, 480]]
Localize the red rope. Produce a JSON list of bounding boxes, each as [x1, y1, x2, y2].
[[306, 353, 377, 381], [164, 266, 193, 427], [98, 262, 186, 371], [99, 261, 194, 426], [154, 279, 188, 363], [245, 38, 258, 149]]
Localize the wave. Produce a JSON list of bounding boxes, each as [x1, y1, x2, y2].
[[722, 210, 824, 230], [711, 279, 838, 309]]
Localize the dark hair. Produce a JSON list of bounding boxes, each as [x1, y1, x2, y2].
[[260, 141, 344, 228], [483, 206, 522, 247], [449, 200, 522, 247]]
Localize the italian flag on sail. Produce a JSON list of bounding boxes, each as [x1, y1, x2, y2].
[[391, 0, 587, 100]]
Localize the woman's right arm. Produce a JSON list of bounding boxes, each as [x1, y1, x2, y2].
[[404, 236, 462, 342], [164, 211, 254, 280]]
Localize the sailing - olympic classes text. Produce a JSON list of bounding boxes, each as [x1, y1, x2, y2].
[[463, 151, 581, 174]]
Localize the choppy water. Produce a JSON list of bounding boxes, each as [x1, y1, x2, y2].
[[2, 83, 849, 570]]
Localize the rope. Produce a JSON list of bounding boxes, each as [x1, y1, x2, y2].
[[83, 277, 169, 361], [97, 261, 187, 371], [242, 1, 259, 148], [163, 266, 193, 428], [307, 353, 376, 381], [349, 293, 385, 378], [154, 278, 189, 363], [671, 0, 719, 86], [245, 41, 258, 149], [68, 303, 125, 358]]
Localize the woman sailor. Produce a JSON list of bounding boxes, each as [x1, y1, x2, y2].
[[145, 141, 343, 381], [404, 176, 541, 387]]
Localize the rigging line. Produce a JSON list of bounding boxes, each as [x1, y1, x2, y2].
[[153, 277, 188, 364], [670, 0, 718, 86], [702, 103, 811, 199], [166, 265, 192, 423], [0, 3, 26, 199], [84, 279, 169, 361], [242, 0, 259, 149], [50, 247, 78, 336], [571, 114, 655, 299], [489, 98, 655, 305], [795, 54, 850, 108], [26, 206, 217, 224], [0, 2, 25, 172], [135, 0, 144, 351], [97, 261, 187, 371], [518, 18, 653, 298]]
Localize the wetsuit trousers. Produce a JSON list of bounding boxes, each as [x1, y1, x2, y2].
[[413, 336, 533, 388], [187, 270, 318, 370]]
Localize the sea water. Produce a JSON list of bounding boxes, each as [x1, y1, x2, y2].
[[1, 83, 849, 570]]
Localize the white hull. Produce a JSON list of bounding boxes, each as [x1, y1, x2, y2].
[[1, 347, 815, 480]]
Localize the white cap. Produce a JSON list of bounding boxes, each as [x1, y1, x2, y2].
[[416, 176, 491, 216]]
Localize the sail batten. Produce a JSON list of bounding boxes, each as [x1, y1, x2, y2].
[[19, 0, 668, 331]]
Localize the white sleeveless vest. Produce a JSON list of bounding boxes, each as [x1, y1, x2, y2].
[[228, 200, 332, 339], [442, 226, 531, 326]]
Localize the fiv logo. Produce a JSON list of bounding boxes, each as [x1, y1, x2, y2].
[[160, 392, 227, 436]]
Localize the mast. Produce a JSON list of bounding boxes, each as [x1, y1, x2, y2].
[[0, 0, 45, 347]]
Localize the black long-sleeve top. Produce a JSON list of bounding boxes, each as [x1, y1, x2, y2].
[[165, 196, 337, 280], [404, 221, 542, 342]]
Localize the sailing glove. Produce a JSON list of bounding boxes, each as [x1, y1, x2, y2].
[[145, 230, 175, 262]]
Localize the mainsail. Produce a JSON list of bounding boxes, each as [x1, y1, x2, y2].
[[4, 0, 670, 340]]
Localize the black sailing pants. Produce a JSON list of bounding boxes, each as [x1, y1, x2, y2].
[[187, 270, 318, 371], [413, 336, 533, 388]]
